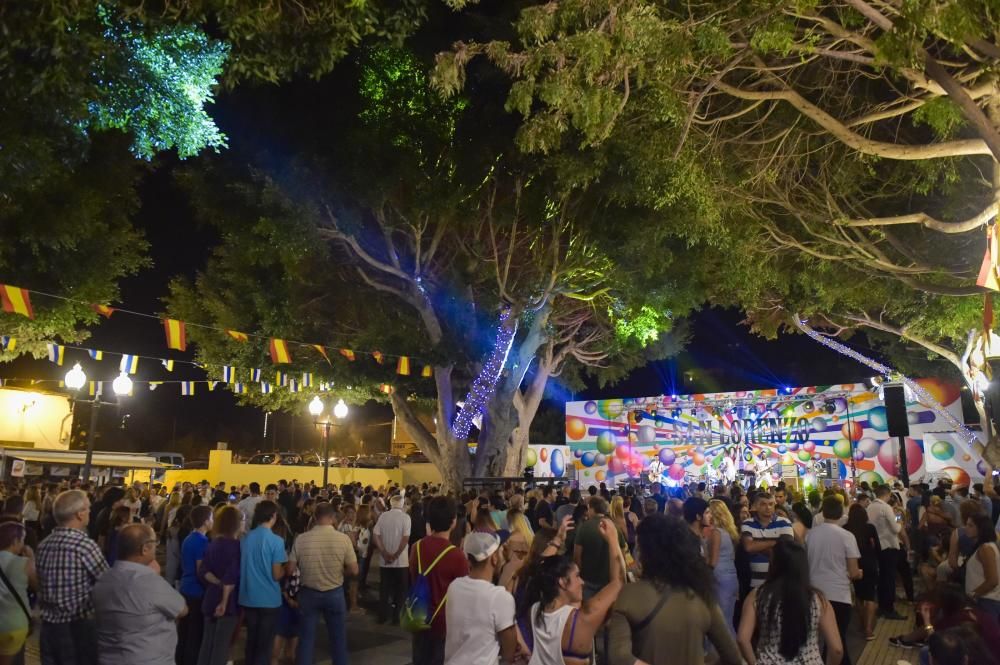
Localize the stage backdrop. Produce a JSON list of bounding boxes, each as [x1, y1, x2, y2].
[[524, 445, 571, 479], [565, 380, 983, 488]]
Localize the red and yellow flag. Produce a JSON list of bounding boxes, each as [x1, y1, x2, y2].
[[226, 329, 249, 343], [339, 349, 355, 361], [372, 351, 384, 364], [91, 304, 115, 318], [163, 318, 187, 351], [0, 285, 33, 319], [396, 356, 411, 375], [978, 226, 1000, 291], [422, 365, 433, 378], [269, 338, 292, 364], [312, 344, 331, 365], [379, 383, 394, 394]]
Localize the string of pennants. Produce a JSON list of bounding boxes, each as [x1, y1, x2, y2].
[[0, 283, 433, 380], [0, 376, 399, 397]]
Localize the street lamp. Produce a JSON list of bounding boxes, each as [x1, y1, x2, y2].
[[309, 397, 349, 487], [69, 367, 133, 483]]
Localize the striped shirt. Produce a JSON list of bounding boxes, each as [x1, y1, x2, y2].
[[37, 526, 108, 622], [289, 525, 356, 591], [741, 516, 794, 588]]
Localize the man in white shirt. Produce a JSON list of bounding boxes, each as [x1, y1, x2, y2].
[[867, 484, 904, 619], [373, 494, 411, 625], [443, 532, 519, 665], [237, 482, 262, 530], [806, 496, 861, 665]]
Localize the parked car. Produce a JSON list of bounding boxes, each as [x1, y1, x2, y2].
[[183, 459, 209, 470], [356, 453, 399, 469], [403, 451, 429, 464]]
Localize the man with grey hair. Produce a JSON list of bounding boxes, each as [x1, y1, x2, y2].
[[373, 493, 410, 624], [93, 524, 186, 665], [37, 489, 109, 665]]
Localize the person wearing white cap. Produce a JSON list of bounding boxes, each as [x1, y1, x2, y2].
[[443, 532, 520, 665]]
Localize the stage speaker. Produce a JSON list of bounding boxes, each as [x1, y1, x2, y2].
[[883, 384, 910, 438]]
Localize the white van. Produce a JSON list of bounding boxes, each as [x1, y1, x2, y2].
[[147, 452, 184, 481]]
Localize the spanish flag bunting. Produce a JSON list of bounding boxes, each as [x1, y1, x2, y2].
[[46, 343, 65, 366], [0, 285, 33, 319], [372, 351, 384, 364], [163, 318, 187, 351], [226, 329, 248, 343], [269, 338, 292, 364], [396, 356, 411, 376], [260, 382, 272, 395], [181, 382, 195, 396], [251, 368, 262, 382], [120, 354, 139, 374], [0, 337, 14, 351], [88, 349, 103, 361], [422, 365, 433, 378], [161, 359, 174, 372], [379, 383, 394, 394], [312, 345, 331, 365], [978, 225, 1000, 291], [339, 349, 355, 361], [302, 373, 313, 387], [222, 366, 234, 383], [91, 304, 115, 318]]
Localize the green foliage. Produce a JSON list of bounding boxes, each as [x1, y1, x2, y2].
[[89, 10, 228, 159], [912, 98, 966, 140]]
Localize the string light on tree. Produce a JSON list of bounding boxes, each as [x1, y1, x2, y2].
[[452, 309, 516, 440]]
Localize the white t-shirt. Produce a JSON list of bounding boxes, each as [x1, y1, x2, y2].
[[805, 522, 860, 604], [372, 508, 411, 568], [444, 576, 516, 665]]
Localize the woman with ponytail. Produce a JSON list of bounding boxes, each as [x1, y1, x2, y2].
[[521, 518, 623, 665], [736, 537, 842, 665]]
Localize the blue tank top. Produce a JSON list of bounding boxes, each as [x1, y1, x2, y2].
[[714, 527, 737, 578]]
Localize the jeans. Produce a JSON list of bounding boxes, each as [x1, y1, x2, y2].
[[40, 619, 98, 665], [830, 601, 852, 665], [243, 607, 279, 665], [877, 547, 900, 613], [714, 571, 739, 636], [197, 615, 238, 665], [412, 630, 445, 665], [976, 596, 1000, 620], [379, 567, 408, 624], [296, 587, 349, 665], [176, 593, 204, 665]]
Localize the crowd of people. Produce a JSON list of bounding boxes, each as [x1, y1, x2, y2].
[[0, 470, 997, 665]]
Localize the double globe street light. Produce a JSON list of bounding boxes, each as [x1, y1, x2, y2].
[[64, 363, 134, 481], [308, 396, 349, 487]]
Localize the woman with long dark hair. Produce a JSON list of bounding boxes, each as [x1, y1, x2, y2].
[[965, 512, 1000, 618], [844, 503, 879, 640], [736, 537, 842, 665], [522, 518, 623, 665], [608, 514, 740, 665]]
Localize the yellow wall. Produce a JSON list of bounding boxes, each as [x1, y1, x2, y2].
[[162, 450, 441, 489], [0, 389, 72, 450]]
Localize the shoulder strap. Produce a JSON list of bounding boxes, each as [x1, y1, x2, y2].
[[423, 545, 455, 575], [0, 559, 29, 624], [633, 587, 670, 633]]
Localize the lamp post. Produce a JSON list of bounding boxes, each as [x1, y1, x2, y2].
[[309, 397, 349, 488], [66, 364, 133, 483]]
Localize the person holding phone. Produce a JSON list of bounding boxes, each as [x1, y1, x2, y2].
[[867, 485, 905, 620]]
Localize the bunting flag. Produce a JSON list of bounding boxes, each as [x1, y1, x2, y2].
[[269, 338, 292, 364], [251, 368, 262, 382], [46, 343, 65, 366], [226, 329, 249, 343], [161, 359, 174, 372], [233, 382, 246, 394], [312, 345, 331, 365], [396, 356, 411, 376], [301, 373, 313, 387], [88, 349, 103, 361], [88, 381, 101, 397], [222, 366, 235, 383], [260, 382, 272, 395], [163, 319, 187, 351], [149, 381, 163, 390], [978, 225, 1000, 291], [319, 382, 329, 392], [288, 380, 300, 393], [91, 304, 115, 318], [379, 383, 394, 394], [207, 381, 219, 391], [0, 337, 15, 352], [372, 351, 384, 364], [0, 285, 34, 319], [120, 354, 139, 374], [181, 382, 195, 396], [276, 371, 289, 386], [422, 365, 433, 378], [339, 349, 356, 361]]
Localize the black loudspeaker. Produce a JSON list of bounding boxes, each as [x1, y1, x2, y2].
[[883, 384, 910, 438]]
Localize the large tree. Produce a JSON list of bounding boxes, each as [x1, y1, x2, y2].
[[434, 0, 1000, 456], [167, 46, 699, 489]]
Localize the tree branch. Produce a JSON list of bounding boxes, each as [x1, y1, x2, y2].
[[839, 201, 998, 233]]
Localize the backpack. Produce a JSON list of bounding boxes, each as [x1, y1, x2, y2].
[[401, 540, 455, 633]]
